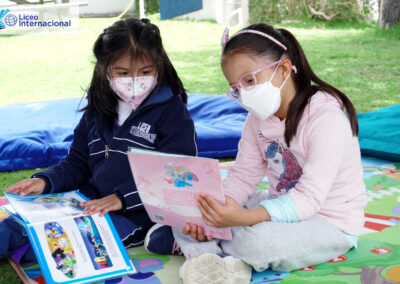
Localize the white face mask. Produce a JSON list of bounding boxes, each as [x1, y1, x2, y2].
[[239, 65, 291, 120]]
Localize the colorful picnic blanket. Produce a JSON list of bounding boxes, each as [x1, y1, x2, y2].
[[1, 156, 399, 283]]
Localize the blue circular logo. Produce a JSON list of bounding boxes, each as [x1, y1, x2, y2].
[[5, 13, 17, 27]]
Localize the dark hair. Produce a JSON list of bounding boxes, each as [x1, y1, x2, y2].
[[81, 18, 187, 121], [222, 23, 358, 147]]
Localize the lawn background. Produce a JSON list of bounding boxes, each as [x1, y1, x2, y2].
[[0, 15, 399, 283]]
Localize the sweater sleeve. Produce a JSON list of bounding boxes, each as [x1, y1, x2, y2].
[[287, 110, 352, 220], [223, 114, 267, 206], [33, 115, 91, 193], [260, 195, 298, 223], [113, 179, 143, 212]]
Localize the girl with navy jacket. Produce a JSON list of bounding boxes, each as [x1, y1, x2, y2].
[[2, 18, 197, 264]]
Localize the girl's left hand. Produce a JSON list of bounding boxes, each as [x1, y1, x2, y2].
[[81, 194, 122, 217], [197, 193, 249, 227]]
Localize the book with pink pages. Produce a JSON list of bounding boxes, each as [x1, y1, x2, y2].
[[127, 148, 232, 240]]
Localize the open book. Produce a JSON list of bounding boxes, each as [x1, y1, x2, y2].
[[127, 148, 232, 240], [4, 190, 136, 284]]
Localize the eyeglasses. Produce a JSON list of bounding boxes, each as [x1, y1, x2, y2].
[[227, 60, 281, 100]]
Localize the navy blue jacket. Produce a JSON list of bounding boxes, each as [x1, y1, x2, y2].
[[34, 87, 197, 216]]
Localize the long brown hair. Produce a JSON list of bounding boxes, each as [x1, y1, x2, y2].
[[222, 23, 358, 147], [82, 18, 187, 120]]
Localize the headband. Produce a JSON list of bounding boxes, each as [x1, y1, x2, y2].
[[220, 28, 297, 74], [221, 28, 287, 52]]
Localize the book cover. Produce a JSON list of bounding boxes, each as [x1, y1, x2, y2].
[[127, 148, 232, 240]]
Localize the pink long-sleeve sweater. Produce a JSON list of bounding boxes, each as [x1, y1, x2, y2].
[[223, 91, 368, 236]]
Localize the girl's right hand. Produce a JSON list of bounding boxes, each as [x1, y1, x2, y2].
[[5, 178, 46, 196], [182, 223, 214, 242]]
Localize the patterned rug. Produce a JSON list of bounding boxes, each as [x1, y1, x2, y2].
[[1, 156, 399, 284]]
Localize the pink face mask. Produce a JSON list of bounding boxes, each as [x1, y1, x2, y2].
[[109, 75, 157, 108]]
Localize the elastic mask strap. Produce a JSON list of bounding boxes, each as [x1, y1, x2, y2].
[[279, 72, 291, 90], [269, 62, 293, 90], [269, 64, 280, 83]]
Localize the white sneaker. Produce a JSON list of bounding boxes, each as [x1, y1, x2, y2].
[[179, 253, 252, 284]]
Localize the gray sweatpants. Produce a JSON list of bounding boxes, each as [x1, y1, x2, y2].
[[172, 191, 353, 272]]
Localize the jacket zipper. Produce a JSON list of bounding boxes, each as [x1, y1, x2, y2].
[[99, 95, 177, 159], [105, 144, 109, 159]]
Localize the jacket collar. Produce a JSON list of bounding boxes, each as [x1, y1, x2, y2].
[[92, 87, 177, 143], [137, 86, 175, 110]]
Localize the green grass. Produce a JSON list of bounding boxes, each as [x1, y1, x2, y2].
[[0, 15, 399, 282], [280, 19, 400, 111], [1, 16, 399, 109]]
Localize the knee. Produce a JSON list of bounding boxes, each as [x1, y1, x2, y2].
[[223, 226, 263, 256], [0, 217, 25, 237], [0, 218, 26, 257]]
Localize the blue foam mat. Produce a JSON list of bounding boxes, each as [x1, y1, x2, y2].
[[0, 94, 247, 171], [1, 95, 398, 171]]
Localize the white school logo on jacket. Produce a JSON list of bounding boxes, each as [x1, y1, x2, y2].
[[130, 122, 157, 143]]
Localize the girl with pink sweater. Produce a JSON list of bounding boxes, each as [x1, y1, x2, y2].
[[145, 23, 368, 284]]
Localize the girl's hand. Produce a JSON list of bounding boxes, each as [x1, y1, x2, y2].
[[182, 223, 214, 242], [5, 178, 46, 196], [197, 193, 270, 227], [81, 194, 122, 217]]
